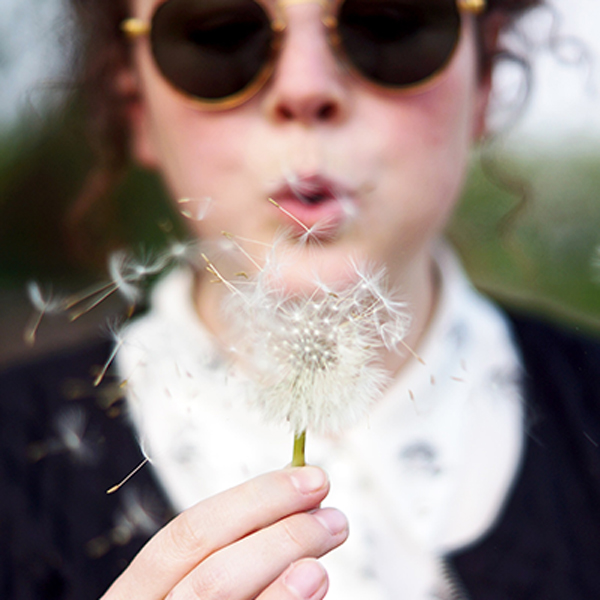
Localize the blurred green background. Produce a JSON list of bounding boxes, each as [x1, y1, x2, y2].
[[1, 102, 600, 365]]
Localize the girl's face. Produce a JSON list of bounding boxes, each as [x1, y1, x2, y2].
[[127, 0, 490, 294]]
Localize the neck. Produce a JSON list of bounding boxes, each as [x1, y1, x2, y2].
[[380, 250, 440, 378]]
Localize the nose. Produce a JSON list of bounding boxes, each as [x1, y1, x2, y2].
[[263, 3, 348, 125]]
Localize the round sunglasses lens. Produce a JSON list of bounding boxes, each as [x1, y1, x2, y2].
[[151, 0, 274, 100], [337, 0, 461, 88]]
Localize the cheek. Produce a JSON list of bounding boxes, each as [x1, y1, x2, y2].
[[388, 59, 475, 174], [135, 50, 253, 201], [370, 43, 479, 237], [146, 101, 247, 198]]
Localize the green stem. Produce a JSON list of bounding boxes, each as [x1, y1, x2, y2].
[[291, 430, 306, 467]]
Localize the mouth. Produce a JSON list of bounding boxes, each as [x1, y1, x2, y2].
[[268, 174, 356, 241]]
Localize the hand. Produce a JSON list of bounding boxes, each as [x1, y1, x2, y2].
[[101, 466, 348, 600]]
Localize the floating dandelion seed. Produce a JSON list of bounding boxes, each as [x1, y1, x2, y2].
[[94, 320, 127, 387], [266, 197, 337, 246], [24, 281, 67, 345], [106, 438, 154, 494], [111, 488, 161, 544], [106, 457, 151, 494], [339, 194, 357, 220], [55, 408, 95, 462], [61, 376, 126, 415], [28, 407, 97, 464], [87, 488, 162, 558], [268, 198, 311, 233], [178, 196, 213, 221], [221, 231, 264, 271], [107, 250, 157, 304], [67, 250, 166, 320], [160, 238, 201, 268]]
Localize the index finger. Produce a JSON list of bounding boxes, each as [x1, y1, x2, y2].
[[102, 466, 329, 599]]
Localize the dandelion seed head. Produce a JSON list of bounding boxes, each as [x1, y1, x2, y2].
[[224, 260, 410, 434]]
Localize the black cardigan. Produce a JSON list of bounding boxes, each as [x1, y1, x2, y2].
[[1, 313, 599, 599]]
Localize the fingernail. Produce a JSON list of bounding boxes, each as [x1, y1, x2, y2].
[[284, 561, 327, 599], [314, 508, 348, 536], [290, 467, 328, 494]]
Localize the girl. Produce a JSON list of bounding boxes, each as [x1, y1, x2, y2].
[[1, 0, 599, 598]]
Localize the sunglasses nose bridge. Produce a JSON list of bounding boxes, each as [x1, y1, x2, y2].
[[277, 0, 331, 10], [264, 3, 348, 123]]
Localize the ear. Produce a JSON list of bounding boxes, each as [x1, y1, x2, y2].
[[116, 67, 161, 169]]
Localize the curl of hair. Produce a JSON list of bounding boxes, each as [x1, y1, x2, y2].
[[66, 0, 130, 261]]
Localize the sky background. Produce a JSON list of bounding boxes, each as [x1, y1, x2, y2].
[[0, 0, 599, 148]]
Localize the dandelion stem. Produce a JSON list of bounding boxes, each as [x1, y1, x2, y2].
[[291, 430, 306, 467]]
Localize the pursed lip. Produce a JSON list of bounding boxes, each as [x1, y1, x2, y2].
[[267, 174, 357, 238]]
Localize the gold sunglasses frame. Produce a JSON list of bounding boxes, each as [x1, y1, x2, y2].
[[121, 0, 487, 111]]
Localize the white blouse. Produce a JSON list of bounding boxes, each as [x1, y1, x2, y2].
[[117, 246, 524, 600]]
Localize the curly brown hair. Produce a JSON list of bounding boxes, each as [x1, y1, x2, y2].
[[67, 0, 544, 257]]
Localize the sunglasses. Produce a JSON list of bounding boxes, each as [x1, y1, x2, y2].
[[122, 0, 486, 110]]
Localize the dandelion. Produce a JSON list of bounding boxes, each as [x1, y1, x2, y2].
[[217, 253, 411, 465], [24, 281, 68, 345]]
